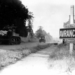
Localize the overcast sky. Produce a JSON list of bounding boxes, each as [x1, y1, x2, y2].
[[21, 0, 75, 38]]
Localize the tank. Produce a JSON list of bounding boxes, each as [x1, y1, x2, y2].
[[39, 36, 45, 43], [0, 26, 21, 45]]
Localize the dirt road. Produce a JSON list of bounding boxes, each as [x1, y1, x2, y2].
[[0, 44, 75, 75]]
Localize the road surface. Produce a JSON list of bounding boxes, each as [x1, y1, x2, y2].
[[0, 45, 75, 75]]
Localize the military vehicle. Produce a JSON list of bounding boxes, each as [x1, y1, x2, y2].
[[39, 36, 45, 43], [0, 25, 21, 45]]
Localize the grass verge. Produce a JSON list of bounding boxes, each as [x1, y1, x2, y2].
[[0, 43, 50, 71], [49, 43, 75, 72]]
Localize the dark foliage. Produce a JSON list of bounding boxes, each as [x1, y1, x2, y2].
[[0, 0, 32, 37]]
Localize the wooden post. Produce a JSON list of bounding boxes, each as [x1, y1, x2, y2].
[[69, 43, 73, 54]]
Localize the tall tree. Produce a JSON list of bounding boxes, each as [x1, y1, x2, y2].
[[35, 26, 45, 39], [27, 12, 34, 38], [0, 0, 33, 37]]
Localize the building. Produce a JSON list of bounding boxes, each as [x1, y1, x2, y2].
[[64, 5, 75, 28], [61, 6, 75, 44]]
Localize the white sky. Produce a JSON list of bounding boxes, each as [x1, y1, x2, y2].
[[21, 0, 75, 38]]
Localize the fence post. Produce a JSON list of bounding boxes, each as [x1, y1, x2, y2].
[[69, 43, 73, 54]]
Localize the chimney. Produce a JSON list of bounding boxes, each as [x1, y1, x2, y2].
[[70, 5, 74, 24]]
